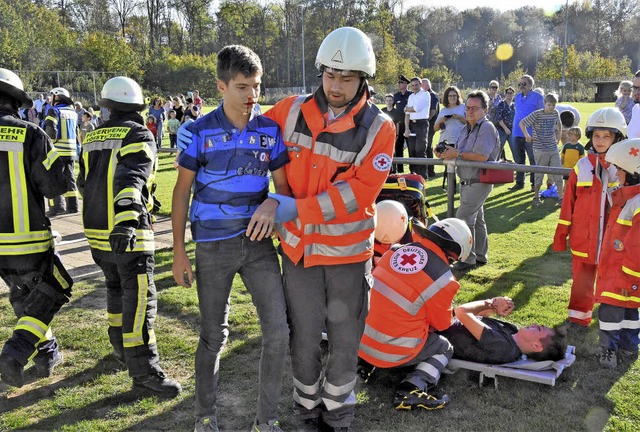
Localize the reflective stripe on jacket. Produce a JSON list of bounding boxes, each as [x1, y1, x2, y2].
[[265, 89, 396, 267], [554, 153, 618, 264], [359, 237, 459, 368], [77, 112, 156, 253], [0, 114, 66, 269], [44, 105, 78, 158], [596, 185, 640, 308]]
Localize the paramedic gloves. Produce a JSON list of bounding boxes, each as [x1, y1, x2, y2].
[[109, 225, 137, 255], [268, 193, 298, 223], [176, 119, 194, 151]]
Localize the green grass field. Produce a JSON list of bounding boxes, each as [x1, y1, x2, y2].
[[1, 103, 639, 431]]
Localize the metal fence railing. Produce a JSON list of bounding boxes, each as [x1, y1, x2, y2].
[[393, 157, 571, 217]]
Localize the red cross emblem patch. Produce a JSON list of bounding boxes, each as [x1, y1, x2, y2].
[[390, 245, 428, 274], [629, 147, 639, 157], [373, 153, 392, 172]]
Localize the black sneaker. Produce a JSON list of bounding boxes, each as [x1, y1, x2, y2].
[[393, 382, 449, 411], [35, 351, 64, 378], [0, 353, 25, 388], [508, 184, 524, 191], [133, 371, 182, 398]]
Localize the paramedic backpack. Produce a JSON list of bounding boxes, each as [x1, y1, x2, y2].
[[376, 174, 431, 223]]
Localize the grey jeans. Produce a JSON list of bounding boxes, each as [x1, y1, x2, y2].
[[456, 182, 493, 265], [194, 235, 289, 423]]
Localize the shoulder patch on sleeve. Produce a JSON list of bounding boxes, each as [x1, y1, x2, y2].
[[373, 153, 392, 172]]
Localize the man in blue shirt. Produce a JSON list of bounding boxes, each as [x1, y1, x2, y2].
[[511, 75, 544, 190], [171, 45, 290, 432]]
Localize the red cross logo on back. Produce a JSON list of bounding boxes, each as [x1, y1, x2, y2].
[[630, 147, 639, 157], [400, 253, 417, 266]]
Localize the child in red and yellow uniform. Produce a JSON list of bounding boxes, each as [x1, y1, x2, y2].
[[595, 138, 640, 368], [553, 108, 627, 326]]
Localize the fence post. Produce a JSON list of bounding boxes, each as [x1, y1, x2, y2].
[[446, 163, 456, 218]]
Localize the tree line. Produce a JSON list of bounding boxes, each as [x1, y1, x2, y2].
[[1, 0, 637, 100]]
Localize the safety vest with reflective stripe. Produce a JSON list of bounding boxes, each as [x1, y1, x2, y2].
[[265, 89, 396, 267], [45, 105, 78, 158], [554, 153, 618, 264], [0, 115, 66, 269], [596, 185, 640, 308], [359, 237, 460, 368], [78, 114, 156, 253]]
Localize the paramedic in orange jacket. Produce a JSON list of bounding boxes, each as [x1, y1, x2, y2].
[[594, 138, 640, 368], [358, 219, 471, 410], [553, 108, 627, 326], [265, 27, 395, 430]]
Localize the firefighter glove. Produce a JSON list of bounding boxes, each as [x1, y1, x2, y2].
[[109, 225, 137, 255]]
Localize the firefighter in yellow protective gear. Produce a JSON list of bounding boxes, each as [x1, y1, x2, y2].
[[77, 76, 181, 398], [44, 86, 79, 216], [0, 68, 73, 388]]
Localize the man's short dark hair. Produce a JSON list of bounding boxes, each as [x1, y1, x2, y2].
[[410, 76, 421, 83], [217, 45, 263, 84], [467, 90, 489, 109], [560, 110, 575, 128], [528, 324, 567, 362]]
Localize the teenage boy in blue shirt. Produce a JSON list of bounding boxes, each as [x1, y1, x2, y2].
[[172, 45, 290, 432]]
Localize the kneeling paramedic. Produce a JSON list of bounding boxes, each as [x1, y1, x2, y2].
[[0, 68, 72, 388], [358, 218, 472, 410], [77, 76, 181, 397]]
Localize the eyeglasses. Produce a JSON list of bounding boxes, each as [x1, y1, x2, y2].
[[489, 86, 498, 89], [465, 106, 483, 112], [518, 82, 528, 87], [633, 86, 640, 91]]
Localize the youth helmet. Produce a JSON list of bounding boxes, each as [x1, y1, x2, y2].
[[585, 107, 627, 139]]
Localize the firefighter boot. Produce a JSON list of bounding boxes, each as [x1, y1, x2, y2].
[[65, 196, 79, 214], [47, 195, 66, 217], [34, 339, 64, 378], [133, 370, 182, 398], [0, 352, 25, 388]]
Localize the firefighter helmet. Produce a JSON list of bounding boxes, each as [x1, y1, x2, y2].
[[0, 68, 32, 108], [414, 218, 472, 262], [50, 87, 70, 98], [315, 27, 376, 78], [375, 200, 409, 245], [585, 107, 627, 139], [98, 76, 146, 112]]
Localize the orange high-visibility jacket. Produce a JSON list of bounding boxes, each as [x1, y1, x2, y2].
[[553, 153, 618, 264], [595, 185, 640, 309], [358, 237, 460, 368], [265, 91, 395, 267]]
